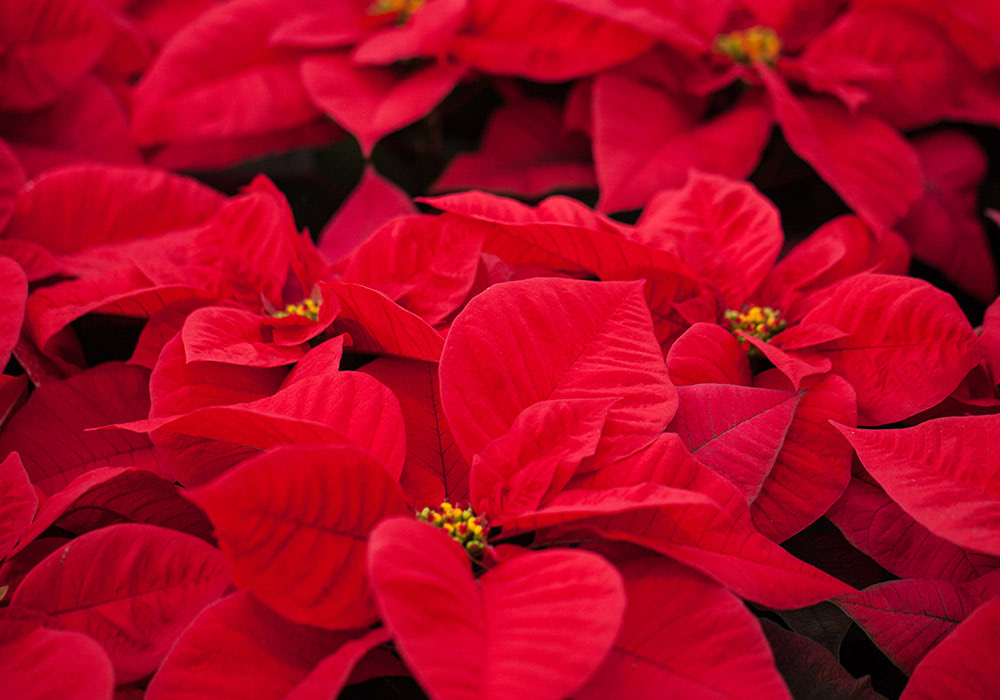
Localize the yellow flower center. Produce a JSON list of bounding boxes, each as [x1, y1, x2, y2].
[[713, 26, 781, 66], [417, 501, 487, 557], [270, 297, 320, 322], [368, 0, 426, 22], [724, 305, 786, 343]]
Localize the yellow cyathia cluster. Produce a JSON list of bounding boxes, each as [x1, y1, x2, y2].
[[713, 26, 782, 66], [271, 298, 320, 322], [724, 305, 786, 343], [369, 0, 426, 20], [417, 502, 487, 556]]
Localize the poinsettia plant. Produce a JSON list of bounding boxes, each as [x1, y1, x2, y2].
[[1, 0, 999, 698]]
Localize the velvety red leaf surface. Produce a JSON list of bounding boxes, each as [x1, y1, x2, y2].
[[793, 274, 981, 425], [188, 444, 409, 630], [668, 384, 801, 503], [577, 556, 791, 699], [667, 322, 752, 388], [900, 594, 1000, 699], [636, 170, 783, 307], [0, 363, 167, 494], [759, 66, 922, 231], [343, 214, 484, 325], [0, 453, 36, 560], [828, 469, 1000, 582], [835, 415, 1000, 557], [284, 627, 392, 700], [0, 624, 114, 700], [0, 256, 26, 369], [2, 163, 224, 258], [0, 140, 25, 231], [835, 571, 1000, 674], [471, 397, 616, 517], [132, 0, 321, 147], [368, 517, 626, 700], [440, 278, 676, 467], [318, 166, 416, 266], [147, 590, 368, 700], [10, 523, 231, 683], [9, 467, 214, 558]]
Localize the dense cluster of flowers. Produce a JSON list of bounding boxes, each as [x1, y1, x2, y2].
[[1, 0, 999, 698]]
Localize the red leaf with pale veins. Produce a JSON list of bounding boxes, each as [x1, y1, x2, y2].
[[636, 170, 783, 307], [301, 54, 465, 155], [326, 281, 445, 362], [834, 414, 1000, 557], [897, 130, 997, 302], [0, 363, 167, 495], [667, 322, 752, 387], [0, 624, 114, 700], [10, 523, 231, 683], [577, 556, 791, 699], [901, 594, 1000, 699], [343, 214, 484, 325], [9, 467, 215, 558], [360, 357, 471, 508], [759, 66, 922, 231], [0, 0, 116, 111], [188, 445, 409, 630], [505, 483, 853, 608], [147, 590, 366, 700], [750, 371, 855, 542], [827, 470, 1000, 582], [318, 166, 416, 267], [0, 453, 36, 560], [3, 163, 223, 257], [367, 517, 626, 700], [434, 97, 596, 198], [440, 278, 676, 468], [181, 306, 307, 367], [451, 0, 652, 81], [132, 0, 321, 146], [835, 570, 1000, 674], [669, 384, 802, 503], [760, 620, 882, 700], [471, 397, 617, 518], [793, 274, 981, 425], [126, 369, 407, 485]]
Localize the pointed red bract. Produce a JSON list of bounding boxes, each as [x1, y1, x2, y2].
[[666, 323, 752, 387], [147, 591, 369, 700], [834, 415, 1000, 557], [318, 166, 416, 266], [343, 214, 484, 325], [636, 170, 783, 307], [759, 66, 922, 230], [10, 523, 231, 683], [440, 277, 676, 467], [794, 274, 981, 425], [835, 571, 1000, 674], [187, 445, 409, 630], [0, 363, 166, 494], [0, 625, 114, 700], [669, 384, 801, 503], [367, 517, 626, 700], [577, 557, 791, 699], [901, 594, 1000, 699], [361, 357, 470, 508]]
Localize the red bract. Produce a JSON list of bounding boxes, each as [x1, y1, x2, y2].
[[367, 517, 627, 700], [0, 624, 114, 700], [9, 523, 231, 683]]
